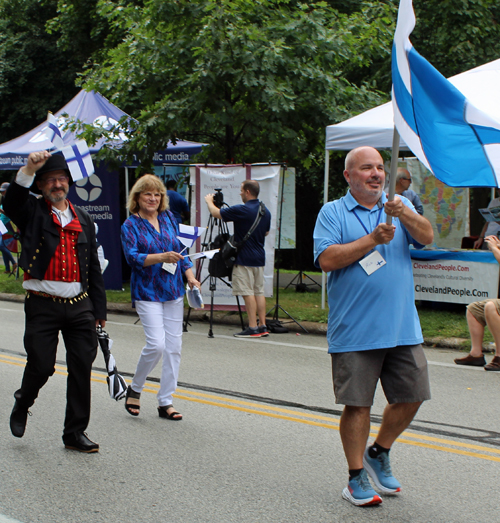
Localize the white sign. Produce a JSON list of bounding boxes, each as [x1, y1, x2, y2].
[[190, 164, 280, 306], [412, 257, 499, 304]]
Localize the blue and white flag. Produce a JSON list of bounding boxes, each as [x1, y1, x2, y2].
[[61, 140, 94, 181], [186, 248, 219, 260], [46, 112, 65, 150], [0, 221, 7, 236], [392, 0, 500, 187], [177, 224, 204, 248]]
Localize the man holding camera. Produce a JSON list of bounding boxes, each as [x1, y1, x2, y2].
[[205, 180, 271, 337]]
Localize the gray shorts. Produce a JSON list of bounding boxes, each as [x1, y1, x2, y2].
[[330, 345, 431, 407]]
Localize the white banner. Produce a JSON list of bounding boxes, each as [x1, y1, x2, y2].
[[412, 256, 499, 304], [190, 164, 280, 307], [275, 167, 296, 249]]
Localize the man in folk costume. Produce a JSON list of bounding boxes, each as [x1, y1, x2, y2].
[[4, 151, 106, 453]]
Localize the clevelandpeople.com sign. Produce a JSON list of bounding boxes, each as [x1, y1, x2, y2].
[[411, 250, 500, 304]]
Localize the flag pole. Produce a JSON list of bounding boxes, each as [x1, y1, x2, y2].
[[386, 127, 401, 225]]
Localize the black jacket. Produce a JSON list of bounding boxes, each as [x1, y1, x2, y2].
[[4, 181, 107, 320]]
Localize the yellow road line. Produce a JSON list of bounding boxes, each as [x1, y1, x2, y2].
[[2, 355, 499, 462]]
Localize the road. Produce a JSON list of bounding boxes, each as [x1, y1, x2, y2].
[[0, 299, 499, 523]]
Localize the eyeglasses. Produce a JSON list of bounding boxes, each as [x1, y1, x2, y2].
[[401, 177, 412, 182], [43, 175, 69, 184]]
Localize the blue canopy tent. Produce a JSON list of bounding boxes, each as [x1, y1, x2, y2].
[[0, 90, 207, 289]]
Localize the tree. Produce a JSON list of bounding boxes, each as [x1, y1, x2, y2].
[[80, 0, 394, 169], [0, 0, 80, 144], [412, 0, 500, 79]]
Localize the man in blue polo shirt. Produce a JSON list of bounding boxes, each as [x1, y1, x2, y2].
[[205, 180, 271, 338], [313, 146, 434, 507]]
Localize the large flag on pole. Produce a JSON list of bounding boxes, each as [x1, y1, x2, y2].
[[61, 140, 95, 181], [392, 0, 500, 187]]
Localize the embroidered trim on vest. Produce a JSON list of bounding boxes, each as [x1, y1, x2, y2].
[[24, 201, 83, 282]]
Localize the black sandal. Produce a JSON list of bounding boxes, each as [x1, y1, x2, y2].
[[125, 386, 141, 416], [158, 405, 182, 421]]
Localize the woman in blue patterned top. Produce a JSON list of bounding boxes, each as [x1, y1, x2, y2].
[[121, 174, 200, 420]]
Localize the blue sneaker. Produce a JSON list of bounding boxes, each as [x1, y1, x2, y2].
[[342, 469, 382, 506], [363, 448, 401, 494]]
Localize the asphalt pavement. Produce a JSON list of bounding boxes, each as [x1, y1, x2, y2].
[[1, 299, 499, 523]]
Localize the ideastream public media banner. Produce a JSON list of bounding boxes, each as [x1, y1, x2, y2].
[[411, 250, 499, 304]]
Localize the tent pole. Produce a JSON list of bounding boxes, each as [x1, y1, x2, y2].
[[321, 149, 330, 310], [125, 167, 130, 218], [386, 128, 401, 226]]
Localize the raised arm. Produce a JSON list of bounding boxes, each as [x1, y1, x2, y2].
[[204, 194, 222, 220], [485, 235, 500, 264]]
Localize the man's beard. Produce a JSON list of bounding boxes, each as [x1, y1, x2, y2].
[[43, 187, 68, 204]]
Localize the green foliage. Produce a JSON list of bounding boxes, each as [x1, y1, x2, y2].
[[0, 0, 80, 143], [412, 0, 500, 79], [81, 0, 391, 170], [45, 0, 144, 69]]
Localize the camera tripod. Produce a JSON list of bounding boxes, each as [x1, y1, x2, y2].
[[183, 197, 244, 338], [284, 270, 321, 291]]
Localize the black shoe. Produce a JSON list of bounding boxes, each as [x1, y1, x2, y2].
[[10, 401, 30, 438], [63, 432, 99, 453]]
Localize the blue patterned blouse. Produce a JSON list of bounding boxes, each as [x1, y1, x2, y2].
[[121, 211, 193, 306]]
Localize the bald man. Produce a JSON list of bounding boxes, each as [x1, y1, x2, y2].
[[314, 146, 433, 507], [395, 168, 424, 215]]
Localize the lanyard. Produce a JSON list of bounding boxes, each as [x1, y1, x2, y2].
[[352, 205, 383, 235]]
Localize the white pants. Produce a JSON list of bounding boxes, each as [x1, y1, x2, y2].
[[132, 298, 184, 406]]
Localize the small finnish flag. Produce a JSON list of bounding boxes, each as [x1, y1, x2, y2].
[[61, 140, 95, 181], [46, 112, 65, 150], [187, 249, 219, 260], [177, 224, 204, 248]]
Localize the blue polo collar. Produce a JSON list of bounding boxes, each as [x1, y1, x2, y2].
[[344, 189, 387, 212]]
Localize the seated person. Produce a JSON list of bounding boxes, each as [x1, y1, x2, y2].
[[474, 190, 500, 249], [455, 235, 500, 370]]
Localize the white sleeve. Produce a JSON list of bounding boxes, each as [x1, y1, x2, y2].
[[15, 168, 36, 188]]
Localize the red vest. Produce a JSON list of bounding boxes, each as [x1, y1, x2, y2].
[[24, 201, 82, 283]]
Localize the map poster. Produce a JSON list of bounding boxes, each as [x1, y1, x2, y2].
[[401, 158, 469, 249]]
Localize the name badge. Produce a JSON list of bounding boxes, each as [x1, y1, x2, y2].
[[162, 262, 177, 275], [359, 250, 386, 275]]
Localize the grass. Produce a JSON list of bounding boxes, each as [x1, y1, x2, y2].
[[0, 265, 490, 346]]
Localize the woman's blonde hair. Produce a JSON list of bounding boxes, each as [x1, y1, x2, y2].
[[127, 174, 169, 214]]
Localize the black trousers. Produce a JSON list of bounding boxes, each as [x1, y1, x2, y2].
[[16, 293, 98, 436]]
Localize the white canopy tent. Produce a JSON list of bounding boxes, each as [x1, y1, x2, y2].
[[321, 58, 500, 306], [325, 57, 500, 155]]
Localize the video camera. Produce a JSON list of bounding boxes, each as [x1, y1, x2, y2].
[[213, 188, 224, 209]]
